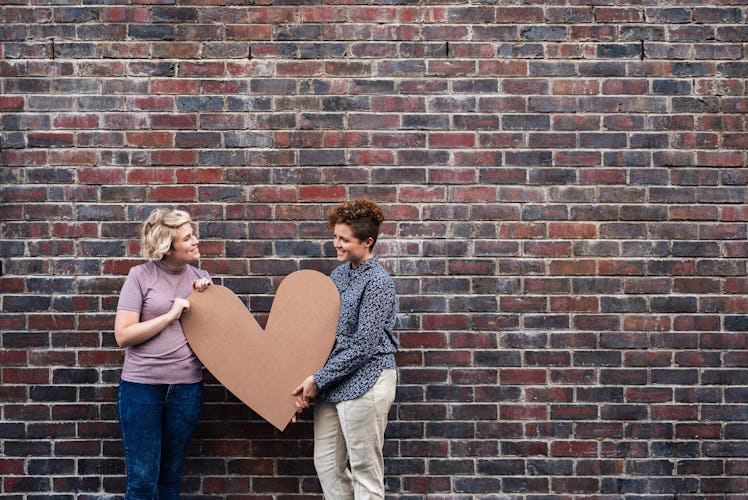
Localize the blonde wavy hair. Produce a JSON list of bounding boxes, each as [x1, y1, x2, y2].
[[140, 208, 193, 259]]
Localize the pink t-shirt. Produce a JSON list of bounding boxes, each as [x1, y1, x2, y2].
[[117, 260, 210, 384]]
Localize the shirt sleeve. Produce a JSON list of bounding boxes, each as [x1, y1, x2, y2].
[[116, 267, 144, 313], [313, 274, 396, 390]]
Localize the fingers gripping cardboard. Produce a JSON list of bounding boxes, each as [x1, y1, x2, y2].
[[181, 270, 339, 431]]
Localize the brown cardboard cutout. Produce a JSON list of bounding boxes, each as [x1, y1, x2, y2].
[[181, 270, 339, 431]]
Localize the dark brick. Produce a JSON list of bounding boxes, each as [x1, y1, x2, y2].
[[573, 351, 621, 367], [454, 477, 501, 494], [275, 24, 321, 41], [597, 43, 642, 59], [152, 7, 198, 22], [128, 24, 174, 40]]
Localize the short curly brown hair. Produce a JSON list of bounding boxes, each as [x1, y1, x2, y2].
[[327, 198, 384, 249]]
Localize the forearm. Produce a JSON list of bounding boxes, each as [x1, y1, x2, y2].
[[315, 344, 370, 390], [115, 312, 175, 348]]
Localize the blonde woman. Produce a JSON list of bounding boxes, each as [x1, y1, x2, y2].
[[114, 208, 212, 499]]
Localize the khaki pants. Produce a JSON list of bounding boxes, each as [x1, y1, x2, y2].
[[313, 369, 397, 500]]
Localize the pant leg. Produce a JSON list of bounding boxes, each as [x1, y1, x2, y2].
[[335, 369, 397, 500], [313, 401, 354, 500], [118, 381, 166, 500], [157, 382, 204, 500]]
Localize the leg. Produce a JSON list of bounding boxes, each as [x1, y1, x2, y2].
[[313, 401, 354, 500], [158, 382, 204, 500], [118, 381, 166, 500], [336, 369, 397, 500]]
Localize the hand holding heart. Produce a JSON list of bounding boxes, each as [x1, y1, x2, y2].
[[181, 270, 339, 431], [292, 374, 320, 411]]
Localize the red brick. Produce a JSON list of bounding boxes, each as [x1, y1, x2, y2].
[[250, 6, 296, 23], [501, 369, 546, 385], [148, 185, 197, 202], [102, 6, 149, 22], [126, 168, 174, 184], [179, 62, 224, 77], [675, 423, 722, 439], [51, 114, 98, 129], [151, 114, 197, 129], [0, 349, 27, 366], [477, 60, 528, 77], [2, 368, 49, 384], [428, 133, 476, 149], [623, 315, 671, 332], [27, 315, 75, 330], [127, 96, 174, 111], [150, 79, 199, 94], [552, 80, 599, 95], [348, 149, 395, 166], [422, 314, 470, 330], [550, 296, 598, 312], [548, 223, 597, 239], [0, 95, 24, 111], [298, 185, 346, 201], [602, 79, 647, 95], [176, 168, 223, 184], [150, 150, 197, 166], [551, 440, 598, 458], [573, 315, 620, 331], [500, 404, 547, 420], [595, 7, 643, 22]]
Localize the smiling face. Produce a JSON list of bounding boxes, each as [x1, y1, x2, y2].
[[163, 223, 200, 266], [333, 223, 373, 267]]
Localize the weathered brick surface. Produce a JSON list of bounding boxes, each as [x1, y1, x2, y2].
[[2, 0, 748, 497]]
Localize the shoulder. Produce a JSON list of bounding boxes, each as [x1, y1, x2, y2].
[[126, 261, 152, 279], [330, 263, 348, 280], [332, 262, 348, 275], [366, 262, 395, 292], [369, 259, 393, 281], [187, 264, 210, 279]]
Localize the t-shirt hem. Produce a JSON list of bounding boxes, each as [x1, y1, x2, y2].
[[121, 372, 203, 385]]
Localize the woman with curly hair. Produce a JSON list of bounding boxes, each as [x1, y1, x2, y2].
[[114, 208, 212, 499], [294, 198, 399, 499]]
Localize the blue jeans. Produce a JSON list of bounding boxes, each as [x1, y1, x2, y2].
[[118, 380, 203, 500]]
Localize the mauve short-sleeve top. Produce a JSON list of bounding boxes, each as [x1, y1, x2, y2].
[[117, 260, 210, 385]]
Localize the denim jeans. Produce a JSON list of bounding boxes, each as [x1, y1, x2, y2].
[[118, 380, 203, 500]]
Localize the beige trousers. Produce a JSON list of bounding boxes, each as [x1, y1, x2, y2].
[[313, 369, 397, 500]]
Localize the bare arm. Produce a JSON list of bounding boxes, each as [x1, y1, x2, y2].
[[114, 298, 190, 348], [114, 278, 211, 348]]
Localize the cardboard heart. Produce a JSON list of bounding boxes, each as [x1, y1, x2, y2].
[[181, 270, 339, 431]]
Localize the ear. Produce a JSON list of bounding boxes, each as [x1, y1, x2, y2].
[[363, 237, 374, 249]]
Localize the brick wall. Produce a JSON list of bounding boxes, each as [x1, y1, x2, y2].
[[2, 0, 748, 497]]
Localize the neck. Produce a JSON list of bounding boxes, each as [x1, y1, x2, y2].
[[160, 257, 186, 270], [350, 253, 373, 269]]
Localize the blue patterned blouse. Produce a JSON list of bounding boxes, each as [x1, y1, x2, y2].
[[313, 257, 399, 403]]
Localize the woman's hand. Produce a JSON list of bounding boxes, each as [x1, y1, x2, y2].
[[292, 375, 320, 413], [168, 297, 191, 321], [193, 278, 212, 292]]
